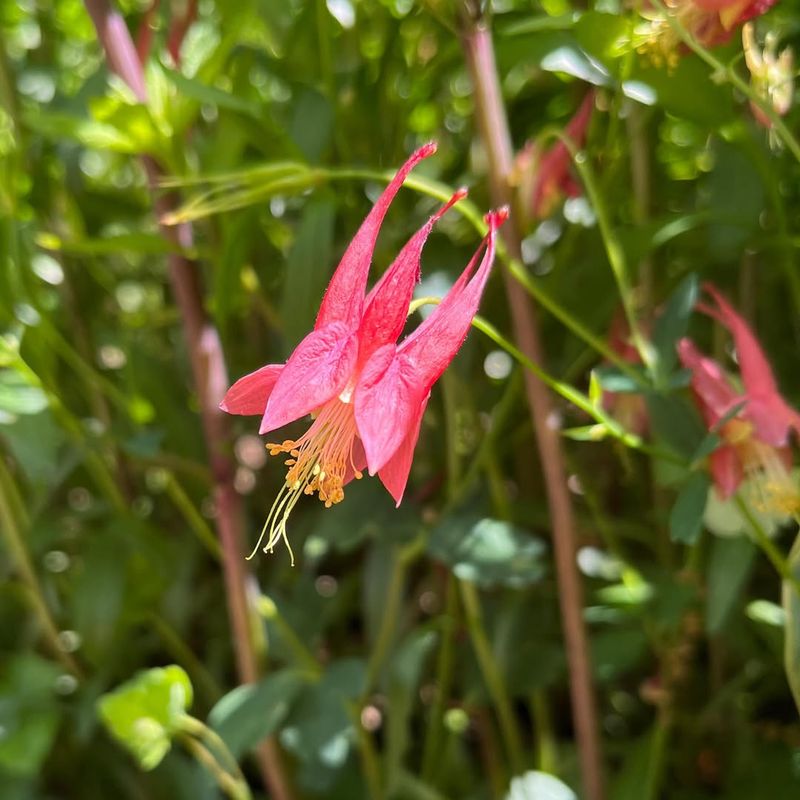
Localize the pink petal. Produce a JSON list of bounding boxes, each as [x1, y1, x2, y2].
[[397, 209, 506, 392], [676, 338, 742, 428], [700, 284, 800, 445], [357, 188, 467, 366], [220, 363, 283, 416], [379, 395, 429, 506], [314, 143, 437, 332], [354, 344, 426, 475], [260, 322, 357, 434], [709, 444, 743, 499]]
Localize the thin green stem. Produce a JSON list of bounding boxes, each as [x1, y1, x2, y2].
[[354, 707, 384, 800], [421, 576, 459, 783], [736, 494, 800, 597], [179, 733, 251, 800], [530, 691, 557, 772], [459, 579, 525, 775], [363, 538, 424, 695], [165, 473, 223, 560], [0, 457, 82, 676], [257, 596, 321, 675]]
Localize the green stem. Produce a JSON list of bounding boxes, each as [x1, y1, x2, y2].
[[735, 494, 800, 597], [0, 457, 81, 676], [354, 707, 384, 800], [180, 732, 251, 800], [530, 691, 557, 772], [165, 473, 224, 560], [148, 614, 222, 704], [257, 596, 321, 675], [459, 579, 525, 775], [421, 574, 459, 783], [363, 538, 424, 695]]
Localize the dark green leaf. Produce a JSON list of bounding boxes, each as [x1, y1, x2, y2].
[[669, 471, 710, 545]]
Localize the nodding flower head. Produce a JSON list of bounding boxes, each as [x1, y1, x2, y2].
[[677, 283, 800, 516], [221, 143, 507, 562]]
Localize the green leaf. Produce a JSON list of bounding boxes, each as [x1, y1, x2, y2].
[[428, 516, 546, 589], [209, 670, 307, 758], [505, 771, 578, 799], [650, 273, 698, 383], [574, 11, 633, 62], [593, 365, 644, 394], [0, 370, 48, 415], [97, 666, 194, 771], [706, 536, 756, 635], [646, 392, 705, 458], [164, 71, 263, 117], [0, 655, 62, 776], [669, 471, 710, 545]]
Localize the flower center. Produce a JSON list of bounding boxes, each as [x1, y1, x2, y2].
[[736, 435, 800, 518], [247, 397, 363, 563]]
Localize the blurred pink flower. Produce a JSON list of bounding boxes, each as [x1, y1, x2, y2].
[[677, 283, 800, 511], [221, 143, 507, 559], [514, 91, 594, 222], [638, 0, 777, 66]]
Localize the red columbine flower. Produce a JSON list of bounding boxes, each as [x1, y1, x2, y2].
[[515, 91, 594, 222], [637, 0, 777, 67], [677, 283, 800, 513], [220, 143, 507, 561]]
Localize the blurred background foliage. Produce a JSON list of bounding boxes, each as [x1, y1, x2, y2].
[[2, 0, 800, 799]]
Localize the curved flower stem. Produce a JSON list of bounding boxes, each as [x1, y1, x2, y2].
[[460, 17, 605, 800], [179, 733, 251, 800], [735, 495, 800, 597], [81, 3, 292, 798], [539, 129, 651, 369]]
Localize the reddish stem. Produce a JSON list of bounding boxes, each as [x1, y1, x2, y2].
[[461, 19, 605, 800], [81, 3, 292, 798]]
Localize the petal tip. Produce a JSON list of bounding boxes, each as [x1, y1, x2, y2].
[[486, 206, 510, 228], [417, 141, 438, 159]]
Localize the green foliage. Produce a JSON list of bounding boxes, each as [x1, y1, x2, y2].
[[2, 0, 800, 798], [97, 666, 194, 771]]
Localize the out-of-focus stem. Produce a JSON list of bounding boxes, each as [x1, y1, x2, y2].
[[421, 573, 459, 782], [461, 17, 605, 800], [459, 579, 525, 774], [0, 457, 82, 676], [627, 105, 653, 312], [81, 3, 292, 797]]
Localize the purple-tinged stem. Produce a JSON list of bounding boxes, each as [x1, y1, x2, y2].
[[461, 17, 605, 800], [81, 3, 292, 798]]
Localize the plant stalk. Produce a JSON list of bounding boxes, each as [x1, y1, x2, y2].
[[460, 17, 605, 799], [81, 3, 292, 797]]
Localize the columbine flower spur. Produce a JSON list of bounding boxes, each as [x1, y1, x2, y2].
[[220, 143, 507, 561]]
